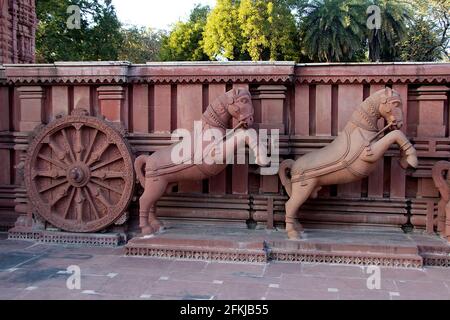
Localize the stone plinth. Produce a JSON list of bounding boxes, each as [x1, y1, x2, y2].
[[125, 221, 450, 268]]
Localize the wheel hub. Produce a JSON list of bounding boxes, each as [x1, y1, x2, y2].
[[67, 163, 90, 187]]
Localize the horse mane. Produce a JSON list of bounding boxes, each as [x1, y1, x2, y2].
[[351, 88, 387, 131], [202, 89, 236, 129]]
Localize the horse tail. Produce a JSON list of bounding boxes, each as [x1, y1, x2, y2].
[[432, 161, 450, 200], [279, 159, 295, 197], [134, 155, 147, 188]]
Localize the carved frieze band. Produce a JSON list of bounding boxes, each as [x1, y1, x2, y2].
[[2, 63, 449, 85], [8, 229, 121, 246]]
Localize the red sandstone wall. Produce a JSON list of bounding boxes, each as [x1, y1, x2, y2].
[[0, 62, 449, 232]]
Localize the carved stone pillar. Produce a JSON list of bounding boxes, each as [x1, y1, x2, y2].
[[13, 86, 45, 230], [408, 86, 449, 138], [409, 86, 450, 202], [97, 86, 125, 123], [252, 85, 286, 133], [252, 85, 286, 193], [17, 86, 45, 131]]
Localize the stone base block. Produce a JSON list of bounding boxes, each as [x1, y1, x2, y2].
[[8, 227, 122, 247], [125, 222, 450, 269]]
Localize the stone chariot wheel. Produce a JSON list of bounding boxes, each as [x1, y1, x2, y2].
[[24, 109, 135, 233]]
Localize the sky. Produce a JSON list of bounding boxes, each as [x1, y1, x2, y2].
[[111, 0, 217, 31]]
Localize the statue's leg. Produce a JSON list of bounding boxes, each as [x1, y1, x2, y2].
[[139, 196, 153, 235], [363, 130, 417, 168], [148, 205, 164, 232], [139, 178, 167, 235], [285, 179, 317, 240]]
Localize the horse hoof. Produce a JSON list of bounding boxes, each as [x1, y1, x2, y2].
[[399, 158, 409, 169], [150, 221, 164, 233], [407, 155, 418, 169], [293, 221, 304, 232], [287, 229, 300, 240], [141, 225, 155, 236]]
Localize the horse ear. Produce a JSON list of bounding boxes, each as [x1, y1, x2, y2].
[[386, 87, 393, 97], [225, 90, 236, 105]]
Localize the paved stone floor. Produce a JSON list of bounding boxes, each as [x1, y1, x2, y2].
[[0, 233, 449, 300]]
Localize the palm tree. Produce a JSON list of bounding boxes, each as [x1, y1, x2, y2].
[[366, 0, 412, 62], [299, 0, 368, 62]]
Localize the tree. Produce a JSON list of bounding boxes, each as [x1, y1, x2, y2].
[[159, 5, 210, 61], [297, 0, 368, 62], [238, 0, 299, 61], [366, 0, 411, 62], [36, 0, 123, 63], [399, 0, 449, 61], [119, 27, 165, 63], [202, 0, 246, 60]]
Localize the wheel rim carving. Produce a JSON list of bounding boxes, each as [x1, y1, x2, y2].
[[25, 110, 135, 233]]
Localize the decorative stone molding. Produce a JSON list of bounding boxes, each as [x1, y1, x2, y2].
[[129, 61, 296, 84], [2, 62, 450, 86], [269, 249, 423, 268], [295, 63, 450, 84], [4, 61, 130, 84], [125, 245, 267, 263], [0, 65, 5, 83], [8, 229, 122, 246]]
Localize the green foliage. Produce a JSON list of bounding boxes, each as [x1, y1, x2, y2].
[[36, 0, 123, 62], [36, 0, 449, 63], [399, 0, 449, 61], [159, 5, 210, 61], [203, 0, 245, 60], [238, 0, 299, 61], [119, 27, 165, 63], [202, 0, 298, 61], [298, 0, 368, 62]]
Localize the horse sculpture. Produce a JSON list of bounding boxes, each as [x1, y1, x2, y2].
[[432, 161, 450, 241], [279, 88, 418, 239], [135, 88, 269, 236]]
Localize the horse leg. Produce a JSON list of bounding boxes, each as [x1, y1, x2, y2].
[[139, 178, 167, 235], [363, 130, 418, 168], [285, 179, 317, 240]]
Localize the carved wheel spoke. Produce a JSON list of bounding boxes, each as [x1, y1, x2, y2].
[[38, 179, 68, 194], [90, 155, 123, 172], [61, 128, 76, 163], [83, 129, 98, 162], [37, 154, 67, 170], [91, 170, 126, 180], [25, 110, 135, 233], [90, 179, 123, 195]]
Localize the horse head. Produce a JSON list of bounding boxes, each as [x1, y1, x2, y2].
[[225, 88, 254, 129], [354, 88, 404, 132], [377, 87, 404, 130], [205, 88, 254, 130]]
